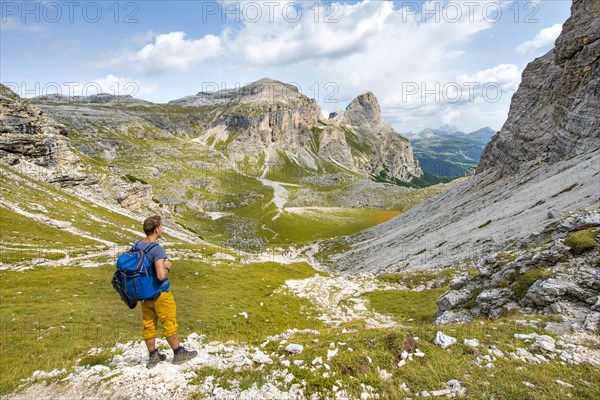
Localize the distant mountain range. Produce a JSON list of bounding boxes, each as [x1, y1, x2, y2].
[[406, 126, 496, 178]]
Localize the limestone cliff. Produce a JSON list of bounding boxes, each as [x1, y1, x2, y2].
[[331, 92, 422, 181], [0, 84, 85, 186], [478, 0, 600, 174]]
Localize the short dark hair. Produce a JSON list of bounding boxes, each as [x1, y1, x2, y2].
[[143, 215, 162, 235]]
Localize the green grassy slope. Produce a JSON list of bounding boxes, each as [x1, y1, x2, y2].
[[0, 259, 322, 394]]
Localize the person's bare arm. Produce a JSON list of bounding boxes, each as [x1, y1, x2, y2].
[[155, 259, 172, 281]]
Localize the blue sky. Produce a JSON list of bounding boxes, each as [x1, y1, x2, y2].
[[1, 0, 572, 133]]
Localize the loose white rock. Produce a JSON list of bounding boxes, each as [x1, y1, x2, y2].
[[434, 331, 457, 349], [536, 335, 556, 352], [514, 333, 539, 340], [327, 348, 339, 359], [285, 344, 304, 354], [556, 380, 574, 389], [252, 350, 272, 364]]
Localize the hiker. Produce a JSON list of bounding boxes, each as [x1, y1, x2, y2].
[[135, 215, 198, 367]]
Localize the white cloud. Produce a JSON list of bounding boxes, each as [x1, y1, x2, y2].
[[90, 74, 157, 96], [127, 31, 157, 46], [457, 64, 521, 85], [442, 109, 461, 125], [222, 1, 395, 67], [457, 64, 522, 94], [516, 23, 563, 55], [107, 32, 222, 74]]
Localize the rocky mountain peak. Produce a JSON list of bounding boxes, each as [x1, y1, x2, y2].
[[341, 91, 382, 126], [172, 77, 306, 107]]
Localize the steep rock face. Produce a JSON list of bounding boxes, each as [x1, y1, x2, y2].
[[329, 0, 599, 275], [197, 79, 324, 169], [0, 84, 85, 186], [341, 91, 382, 126], [478, 0, 600, 174], [332, 92, 422, 181]]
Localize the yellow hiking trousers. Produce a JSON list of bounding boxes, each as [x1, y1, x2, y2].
[[141, 291, 179, 339]]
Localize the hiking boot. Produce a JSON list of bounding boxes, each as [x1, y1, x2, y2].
[[172, 346, 198, 365], [147, 350, 167, 368]]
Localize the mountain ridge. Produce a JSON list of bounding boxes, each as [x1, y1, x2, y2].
[[409, 126, 495, 178], [29, 78, 423, 184]]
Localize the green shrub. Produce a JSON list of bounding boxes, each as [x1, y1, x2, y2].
[[564, 228, 597, 255]]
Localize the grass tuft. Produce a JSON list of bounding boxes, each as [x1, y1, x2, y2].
[[564, 228, 598, 255]]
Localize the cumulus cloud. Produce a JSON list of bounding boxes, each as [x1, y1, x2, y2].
[[127, 31, 157, 46], [442, 109, 461, 125], [257, 0, 516, 132], [222, 1, 395, 67], [107, 32, 222, 74], [90, 74, 157, 96], [457, 64, 522, 96], [516, 23, 563, 55]]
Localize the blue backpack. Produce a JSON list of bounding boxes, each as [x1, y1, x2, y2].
[[114, 242, 163, 302]]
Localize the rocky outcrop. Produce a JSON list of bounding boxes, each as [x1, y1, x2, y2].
[[0, 84, 157, 212], [434, 210, 600, 332], [341, 91, 382, 126], [171, 77, 302, 107], [0, 84, 86, 186], [330, 92, 422, 181], [478, 0, 600, 174]]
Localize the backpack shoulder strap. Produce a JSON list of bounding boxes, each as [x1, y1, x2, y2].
[[145, 243, 159, 253]]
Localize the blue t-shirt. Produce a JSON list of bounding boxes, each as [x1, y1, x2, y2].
[[133, 240, 170, 292]]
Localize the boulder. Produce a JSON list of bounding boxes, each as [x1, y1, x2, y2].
[[436, 289, 472, 312]]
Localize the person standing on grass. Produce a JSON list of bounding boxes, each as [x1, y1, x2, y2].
[[136, 215, 197, 367]]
